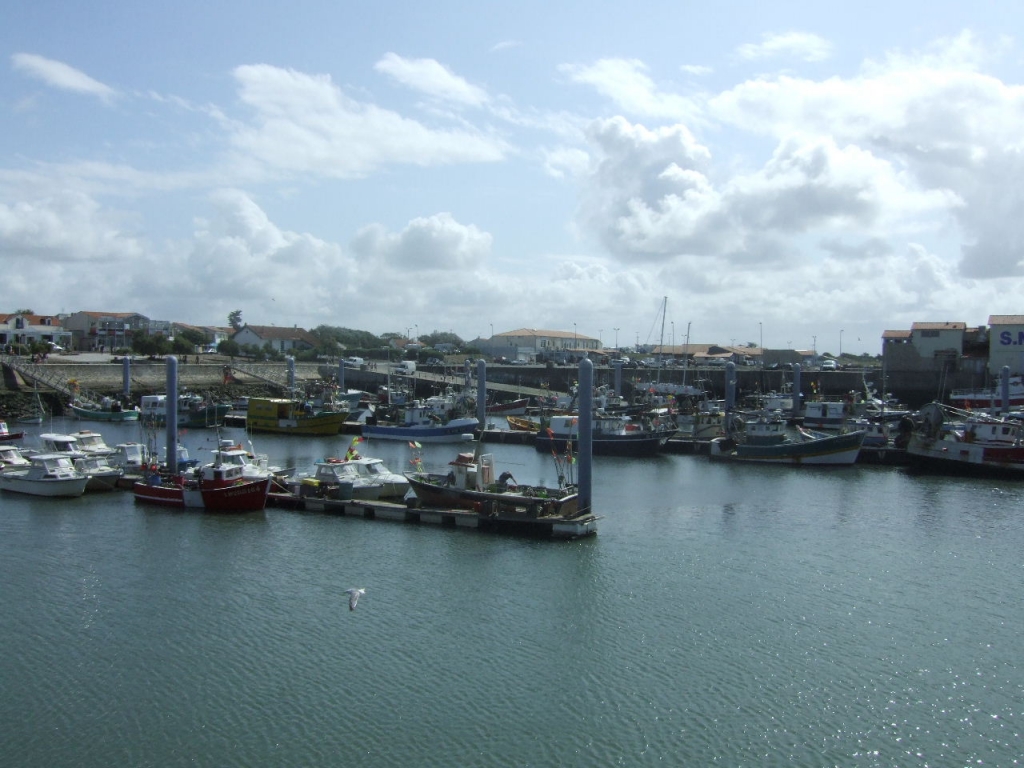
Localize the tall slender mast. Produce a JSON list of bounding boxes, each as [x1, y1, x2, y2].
[[657, 296, 667, 384]]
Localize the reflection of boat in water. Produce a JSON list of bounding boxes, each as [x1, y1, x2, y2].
[[710, 411, 865, 465]]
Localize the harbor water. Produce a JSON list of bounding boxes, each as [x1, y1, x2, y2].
[[1, 419, 1021, 767]]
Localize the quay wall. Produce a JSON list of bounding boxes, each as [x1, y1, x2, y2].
[[1, 358, 993, 410]]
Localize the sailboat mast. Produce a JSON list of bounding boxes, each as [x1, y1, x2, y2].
[[657, 296, 667, 383]]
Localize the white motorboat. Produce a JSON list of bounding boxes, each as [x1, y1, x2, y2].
[[0, 453, 89, 497], [0, 444, 32, 471], [72, 454, 124, 491]]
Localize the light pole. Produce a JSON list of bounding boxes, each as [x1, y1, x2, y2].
[[759, 321, 763, 351], [599, 329, 603, 348], [489, 323, 493, 339], [573, 323, 577, 353], [614, 328, 619, 350], [812, 336, 816, 355], [840, 329, 844, 359]]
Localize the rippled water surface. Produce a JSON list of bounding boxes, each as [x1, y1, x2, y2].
[[1, 422, 1021, 766]]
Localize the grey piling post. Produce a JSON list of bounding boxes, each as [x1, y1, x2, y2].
[[476, 360, 487, 427], [122, 356, 131, 400], [613, 360, 622, 396], [338, 359, 346, 392], [287, 356, 296, 391], [1002, 365, 1011, 414], [578, 359, 593, 516], [166, 356, 179, 473], [791, 364, 802, 419], [724, 362, 736, 411]]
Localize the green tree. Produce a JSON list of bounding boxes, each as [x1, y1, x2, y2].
[[228, 310, 243, 331], [218, 339, 241, 359], [177, 328, 207, 349]]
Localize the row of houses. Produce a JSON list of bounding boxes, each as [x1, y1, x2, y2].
[[4, 311, 1024, 376], [0, 311, 320, 355], [477, 319, 1024, 375]]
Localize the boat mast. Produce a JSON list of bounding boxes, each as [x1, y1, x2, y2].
[[657, 296, 667, 384]]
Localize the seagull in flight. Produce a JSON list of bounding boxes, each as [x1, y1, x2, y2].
[[344, 588, 365, 611]]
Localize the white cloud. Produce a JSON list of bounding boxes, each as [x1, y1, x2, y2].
[[735, 32, 834, 63], [560, 58, 703, 123], [228, 64, 508, 179], [375, 52, 489, 106], [11, 53, 116, 102], [350, 212, 492, 270]]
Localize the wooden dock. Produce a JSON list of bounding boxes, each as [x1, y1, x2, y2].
[[268, 493, 599, 539]]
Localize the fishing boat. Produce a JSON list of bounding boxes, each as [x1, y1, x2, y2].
[[949, 373, 1024, 410], [362, 394, 478, 443], [246, 396, 348, 436], [533, 412, 676, 457], [140, 394, 232, 429], [406, 446, 580, 518], [709, 410, 865, 465], [0, 453, 90, 497], [485, 397, 530, 416], [69, 398, 139, 422], [132, 461, 271, 511], [801, 400, 848, 430], [905, 402, 1024, 478], [507, 415, 540, 432], [0, 421, 25, 443]]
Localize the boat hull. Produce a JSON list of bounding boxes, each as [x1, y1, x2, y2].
[[0, 475, 89, 497], [905, 436, 1024, 478], [406, 473, 580, 517], [710, 430, 865, 465], [362, 418, 479, 443], [245, 398, 348, 435], [132, 477, 271, 511], [70, 405, 139, 422]]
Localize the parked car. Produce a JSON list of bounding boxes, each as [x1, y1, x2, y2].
[[821, 359, 837, 371]]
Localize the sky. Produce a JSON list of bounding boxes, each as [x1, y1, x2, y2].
[[2, 1, 1023, 356]]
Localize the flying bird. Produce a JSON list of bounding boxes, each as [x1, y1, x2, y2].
[[344, 587, 365, 611]]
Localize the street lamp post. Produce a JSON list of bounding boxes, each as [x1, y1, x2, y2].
[[840, 329, 844, 359], [614, 328, 619, 350]]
